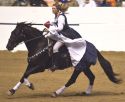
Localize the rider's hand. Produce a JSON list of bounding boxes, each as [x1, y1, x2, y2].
[[44, 21, 51, 28], [43, 28, 49, 32]]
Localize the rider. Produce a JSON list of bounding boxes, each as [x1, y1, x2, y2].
[[43, 2, 97, 72]]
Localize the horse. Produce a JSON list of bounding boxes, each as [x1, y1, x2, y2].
[[6, 22, 121, 97]]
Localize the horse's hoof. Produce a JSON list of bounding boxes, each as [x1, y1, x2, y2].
[[51, 92, 58, 98], [80, 92, 91, 96], [28, 83, 35, 90], [49, 68, 56, 72], [7, 89, 15, 96]]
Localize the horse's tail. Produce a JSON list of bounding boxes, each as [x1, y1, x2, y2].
[[97, 49, 122, 84]]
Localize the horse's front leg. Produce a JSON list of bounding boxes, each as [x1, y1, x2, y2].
[[7, 76, 34, 96], [7, 64, 44, 95], [52, 69, 81, 97], [7, 65, 34, 95]]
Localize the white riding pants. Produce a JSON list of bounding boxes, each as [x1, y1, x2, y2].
[[53, 41, 63, 53]]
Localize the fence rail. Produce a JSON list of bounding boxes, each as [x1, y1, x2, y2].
[[0, 23, 79, 26]]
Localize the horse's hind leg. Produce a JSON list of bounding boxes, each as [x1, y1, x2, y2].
[[65, 69, 81, 87], [52, 69, 81, 97], [82, 67, 95, 95]]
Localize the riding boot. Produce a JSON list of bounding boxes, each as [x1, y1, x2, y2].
[[50, 52, 60, 72]]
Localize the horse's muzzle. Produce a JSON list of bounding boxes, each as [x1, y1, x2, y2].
[[6, 45, 13, 51]]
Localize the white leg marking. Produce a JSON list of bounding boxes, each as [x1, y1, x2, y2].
[[13, 82, 21, 90], [85, 85, 93, 94], [55, 86, 67, 95], [24, 78, 30, 86]]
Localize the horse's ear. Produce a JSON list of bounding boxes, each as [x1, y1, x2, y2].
[[16, 22, 21, 27], [27, 22, 32, 27], [22, 22, 26, 24], [17, 22, 25, 26]]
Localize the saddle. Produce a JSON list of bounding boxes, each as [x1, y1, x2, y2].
[[47, 38, 72, 72]]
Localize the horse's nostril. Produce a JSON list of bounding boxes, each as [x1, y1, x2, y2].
[[6, 45, 9, 50], [6, 45, 13, 51], [7, 48, 11, 51]]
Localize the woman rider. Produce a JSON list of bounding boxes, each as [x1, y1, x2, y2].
[[43, 2, 97, 72]]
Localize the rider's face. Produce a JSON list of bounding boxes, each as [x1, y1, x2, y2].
[[52, 6, 59, 15]]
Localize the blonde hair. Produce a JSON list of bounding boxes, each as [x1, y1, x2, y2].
[[53, 2, 69, 12]]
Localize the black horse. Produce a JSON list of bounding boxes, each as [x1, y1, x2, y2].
[[6, 22, 121, 97]]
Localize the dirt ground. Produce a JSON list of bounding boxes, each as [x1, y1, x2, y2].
[[0, 51, 125, 102]]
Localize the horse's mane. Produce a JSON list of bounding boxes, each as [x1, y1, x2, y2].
[[17, 22, 32, 27], [17, 22, 43, 36]]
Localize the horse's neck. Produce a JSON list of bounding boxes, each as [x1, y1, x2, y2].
[[26, 40, 46, 57], [24, 28, 46, 56], [25, 41, 36, 54]]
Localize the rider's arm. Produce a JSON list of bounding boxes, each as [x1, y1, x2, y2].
[[44, 15, 65, 37], [55, 15, 65, 32]]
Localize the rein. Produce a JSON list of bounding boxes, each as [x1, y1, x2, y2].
[[19, 28, 46, 45], [24, 35, 43, 44], [18, 34, 43, 45]]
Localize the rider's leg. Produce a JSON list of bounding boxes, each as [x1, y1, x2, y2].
[[50, 41, 63, 71], [53, 41, 63, 53]]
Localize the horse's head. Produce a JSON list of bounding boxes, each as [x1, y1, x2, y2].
[[6, 22, 32, 51]]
